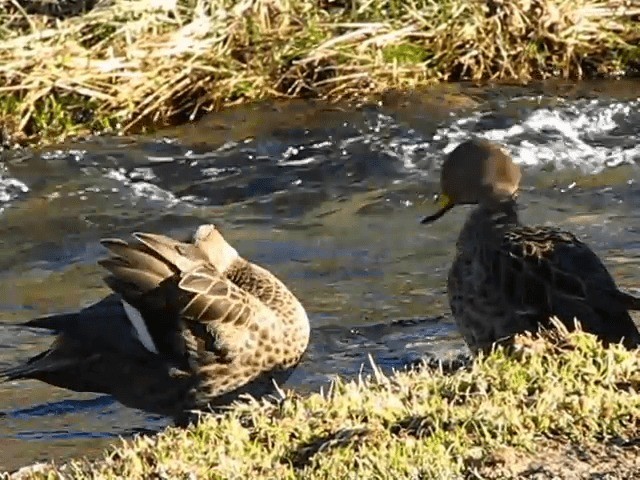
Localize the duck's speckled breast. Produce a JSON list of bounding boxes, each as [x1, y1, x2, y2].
[[447, 204, 534, 353], [227, 259, 310, 368]]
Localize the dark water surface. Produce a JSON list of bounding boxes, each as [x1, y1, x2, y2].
[[0, 80, 639, 471]]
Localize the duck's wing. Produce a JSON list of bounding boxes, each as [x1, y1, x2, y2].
[[176, 262, 282, 363], [494, 225, 640, 345], [174, 262, 287, 402], [98, 232, 207, 359]]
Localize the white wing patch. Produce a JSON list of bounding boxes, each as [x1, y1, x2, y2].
[[121, 300, 159, 354]]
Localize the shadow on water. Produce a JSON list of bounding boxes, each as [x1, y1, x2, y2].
[[0, 79, 639, 471]]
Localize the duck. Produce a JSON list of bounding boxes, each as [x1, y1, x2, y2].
[[420, 138, 640, 354], [0, 224, 310, 425]]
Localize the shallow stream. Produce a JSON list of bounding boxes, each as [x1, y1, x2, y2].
[[0, 80, 639, 471]]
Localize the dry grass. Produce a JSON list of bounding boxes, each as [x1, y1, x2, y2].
[[0, 0, 638, 146], [7, 325, 640, 479]]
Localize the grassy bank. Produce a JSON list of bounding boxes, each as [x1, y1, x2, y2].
[[0, 0, 639, 147], [9, 326, 640, 479]]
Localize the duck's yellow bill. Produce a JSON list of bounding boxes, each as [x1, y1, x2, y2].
[[436, 193, 452, 209], [421, 193, 454, 224]]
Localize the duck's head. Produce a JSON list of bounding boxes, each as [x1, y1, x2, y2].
[[193, 224, 239, 271], [421, 138, 522, 224]]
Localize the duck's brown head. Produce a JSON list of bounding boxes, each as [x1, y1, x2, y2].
[[421, 138, 522, 224], [193, 224, 239, 272]]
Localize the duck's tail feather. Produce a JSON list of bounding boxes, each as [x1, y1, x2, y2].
[[0, 351, 47, 381], [0, 312, 80, 333], [20, 312, 81, 332], [619, 290, 640, 311], [0, 345, 78, 382]]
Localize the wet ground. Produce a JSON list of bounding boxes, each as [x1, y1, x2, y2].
[[0, 79, 639, 471]]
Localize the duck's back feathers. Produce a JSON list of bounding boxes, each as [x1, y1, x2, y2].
[[180, 262, 282, 362], [501, 226, 637, 301], [506, 225, 640, 347], [453, 220, 640, 352]]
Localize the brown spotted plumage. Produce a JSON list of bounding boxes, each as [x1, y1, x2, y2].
[[422, 138, 640, 354], [1, 225, 309, 424]]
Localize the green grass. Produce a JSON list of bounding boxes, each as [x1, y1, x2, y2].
[[11, 325, 640, 479], [0, 0, 638, 147]]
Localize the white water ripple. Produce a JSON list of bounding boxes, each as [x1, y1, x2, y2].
[[0, 170, 29, 214], [435, 98, 640, 174], [104, 168, 180, 206]]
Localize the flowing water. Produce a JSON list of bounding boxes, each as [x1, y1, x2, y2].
[[0, 80, 639, 471]]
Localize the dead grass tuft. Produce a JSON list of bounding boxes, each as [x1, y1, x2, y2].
[[0, 0, 638, 144]]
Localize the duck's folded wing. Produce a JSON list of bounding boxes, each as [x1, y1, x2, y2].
[[550, 240, 640, 315], [98, 234, 208, 360], [496, 227, 640, 341], [177, 263, 281, 366], [99, 232, 206, 297], [100, 235, 280, 366]]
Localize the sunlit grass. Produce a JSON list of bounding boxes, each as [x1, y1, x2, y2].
[[13, 322, 640, 479]]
